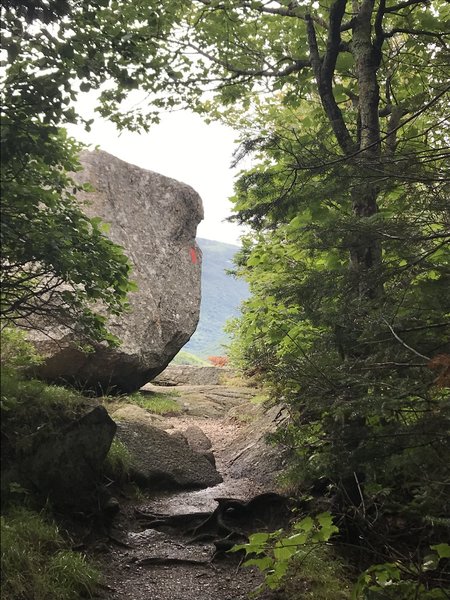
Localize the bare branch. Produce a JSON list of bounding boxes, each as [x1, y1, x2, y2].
[[384, 0, 430, 13], [383, 319, 431, 361], [383, 28, 449, 46]]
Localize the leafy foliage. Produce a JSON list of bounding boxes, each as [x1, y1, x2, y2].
[[201, 0, 450, 591], [1, 2, 136, 343], [353, 543, 450, 599], [0, 327, 43, 372], [231, 512, 339, 594]]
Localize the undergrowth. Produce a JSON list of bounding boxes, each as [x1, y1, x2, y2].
[[103, 438, 133, 483], [1, 369, 90, 427], [0, 507, 101, 600], [0, 328, 107, 599], [113, 391, 182, 415], [284, 546, 351, 600]]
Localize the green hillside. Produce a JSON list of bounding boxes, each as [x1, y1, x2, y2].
[[182, 238, 249, 358]]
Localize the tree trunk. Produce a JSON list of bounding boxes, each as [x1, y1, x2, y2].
[[350, 0, 383, 297]]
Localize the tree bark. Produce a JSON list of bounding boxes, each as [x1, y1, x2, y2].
[[350, 0, 383, 297]]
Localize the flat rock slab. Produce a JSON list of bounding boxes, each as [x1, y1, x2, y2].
[[141, 383, 257, 418], [115, 419, 222, 490], [108, 403, 170, 428], [153, 365, 228, 386]]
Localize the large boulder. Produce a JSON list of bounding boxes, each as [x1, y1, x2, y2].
[[115, 419, 222, 490], [24, 406, 116, 509], [31, 150, 203, 392]]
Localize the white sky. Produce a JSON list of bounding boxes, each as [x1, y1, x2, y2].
[[66, 102, 247, 246]]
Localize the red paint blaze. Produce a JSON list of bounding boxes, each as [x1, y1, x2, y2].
[[189, 247, 198, 264]]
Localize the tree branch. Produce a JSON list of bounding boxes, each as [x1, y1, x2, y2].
[[383, 28, 449, 45], [383, 319, 431, 361], [306, 2, 356, 155], [184, 39, 310, 79], [384, 0, 430, 13]]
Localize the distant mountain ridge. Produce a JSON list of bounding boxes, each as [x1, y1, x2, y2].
[[182, 238, 249, 357]]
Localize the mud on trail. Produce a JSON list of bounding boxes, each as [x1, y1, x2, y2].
[[96, 380, 288, 600]]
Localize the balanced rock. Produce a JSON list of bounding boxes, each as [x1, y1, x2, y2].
[[31, 150, 203, 393]]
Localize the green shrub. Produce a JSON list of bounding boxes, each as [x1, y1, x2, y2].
[[231, 512, 341, 595], [0, 507, 100, 600], [0, 327, 42, 373], [354, 544, 450, 600]]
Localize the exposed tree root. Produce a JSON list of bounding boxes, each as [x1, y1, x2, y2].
[[133, 557, 213, 567], [134, 492, 292, 561]]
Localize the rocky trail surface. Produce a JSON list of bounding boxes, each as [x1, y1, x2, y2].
[[95, 372, 289, 600]]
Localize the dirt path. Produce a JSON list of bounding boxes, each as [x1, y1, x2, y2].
[[98, 382, 286, 600]]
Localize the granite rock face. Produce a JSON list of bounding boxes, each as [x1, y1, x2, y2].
[[116, 420, 222, 490], [25, 406, 117, 509], [171, 425, 216, 467], [32, 150, 203, 392], [152, 365, 227, 386]]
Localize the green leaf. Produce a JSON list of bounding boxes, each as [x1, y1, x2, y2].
[[286, 532, 308, 545], [293, 516, 314, 532], [59, 44, 74, 59], [423, 554, 440, 572], [336, 52, 353, 72], [430, 543, 450, 559], [243, 556, 273, 570], [274, 543, 297, 561], [248, 532, 270, 546]]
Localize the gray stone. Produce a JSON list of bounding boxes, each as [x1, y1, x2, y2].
[[116, 420, 222, 490], [171, 426, 216, 467], [153, 365, 227, 386], [110, 404, 170, 428], [226, 404, 289, 485], [183, 425, 212, 452], [25, 406, 116, 508], [30, 150, 203, 393], [170, 430, 189, 445]]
